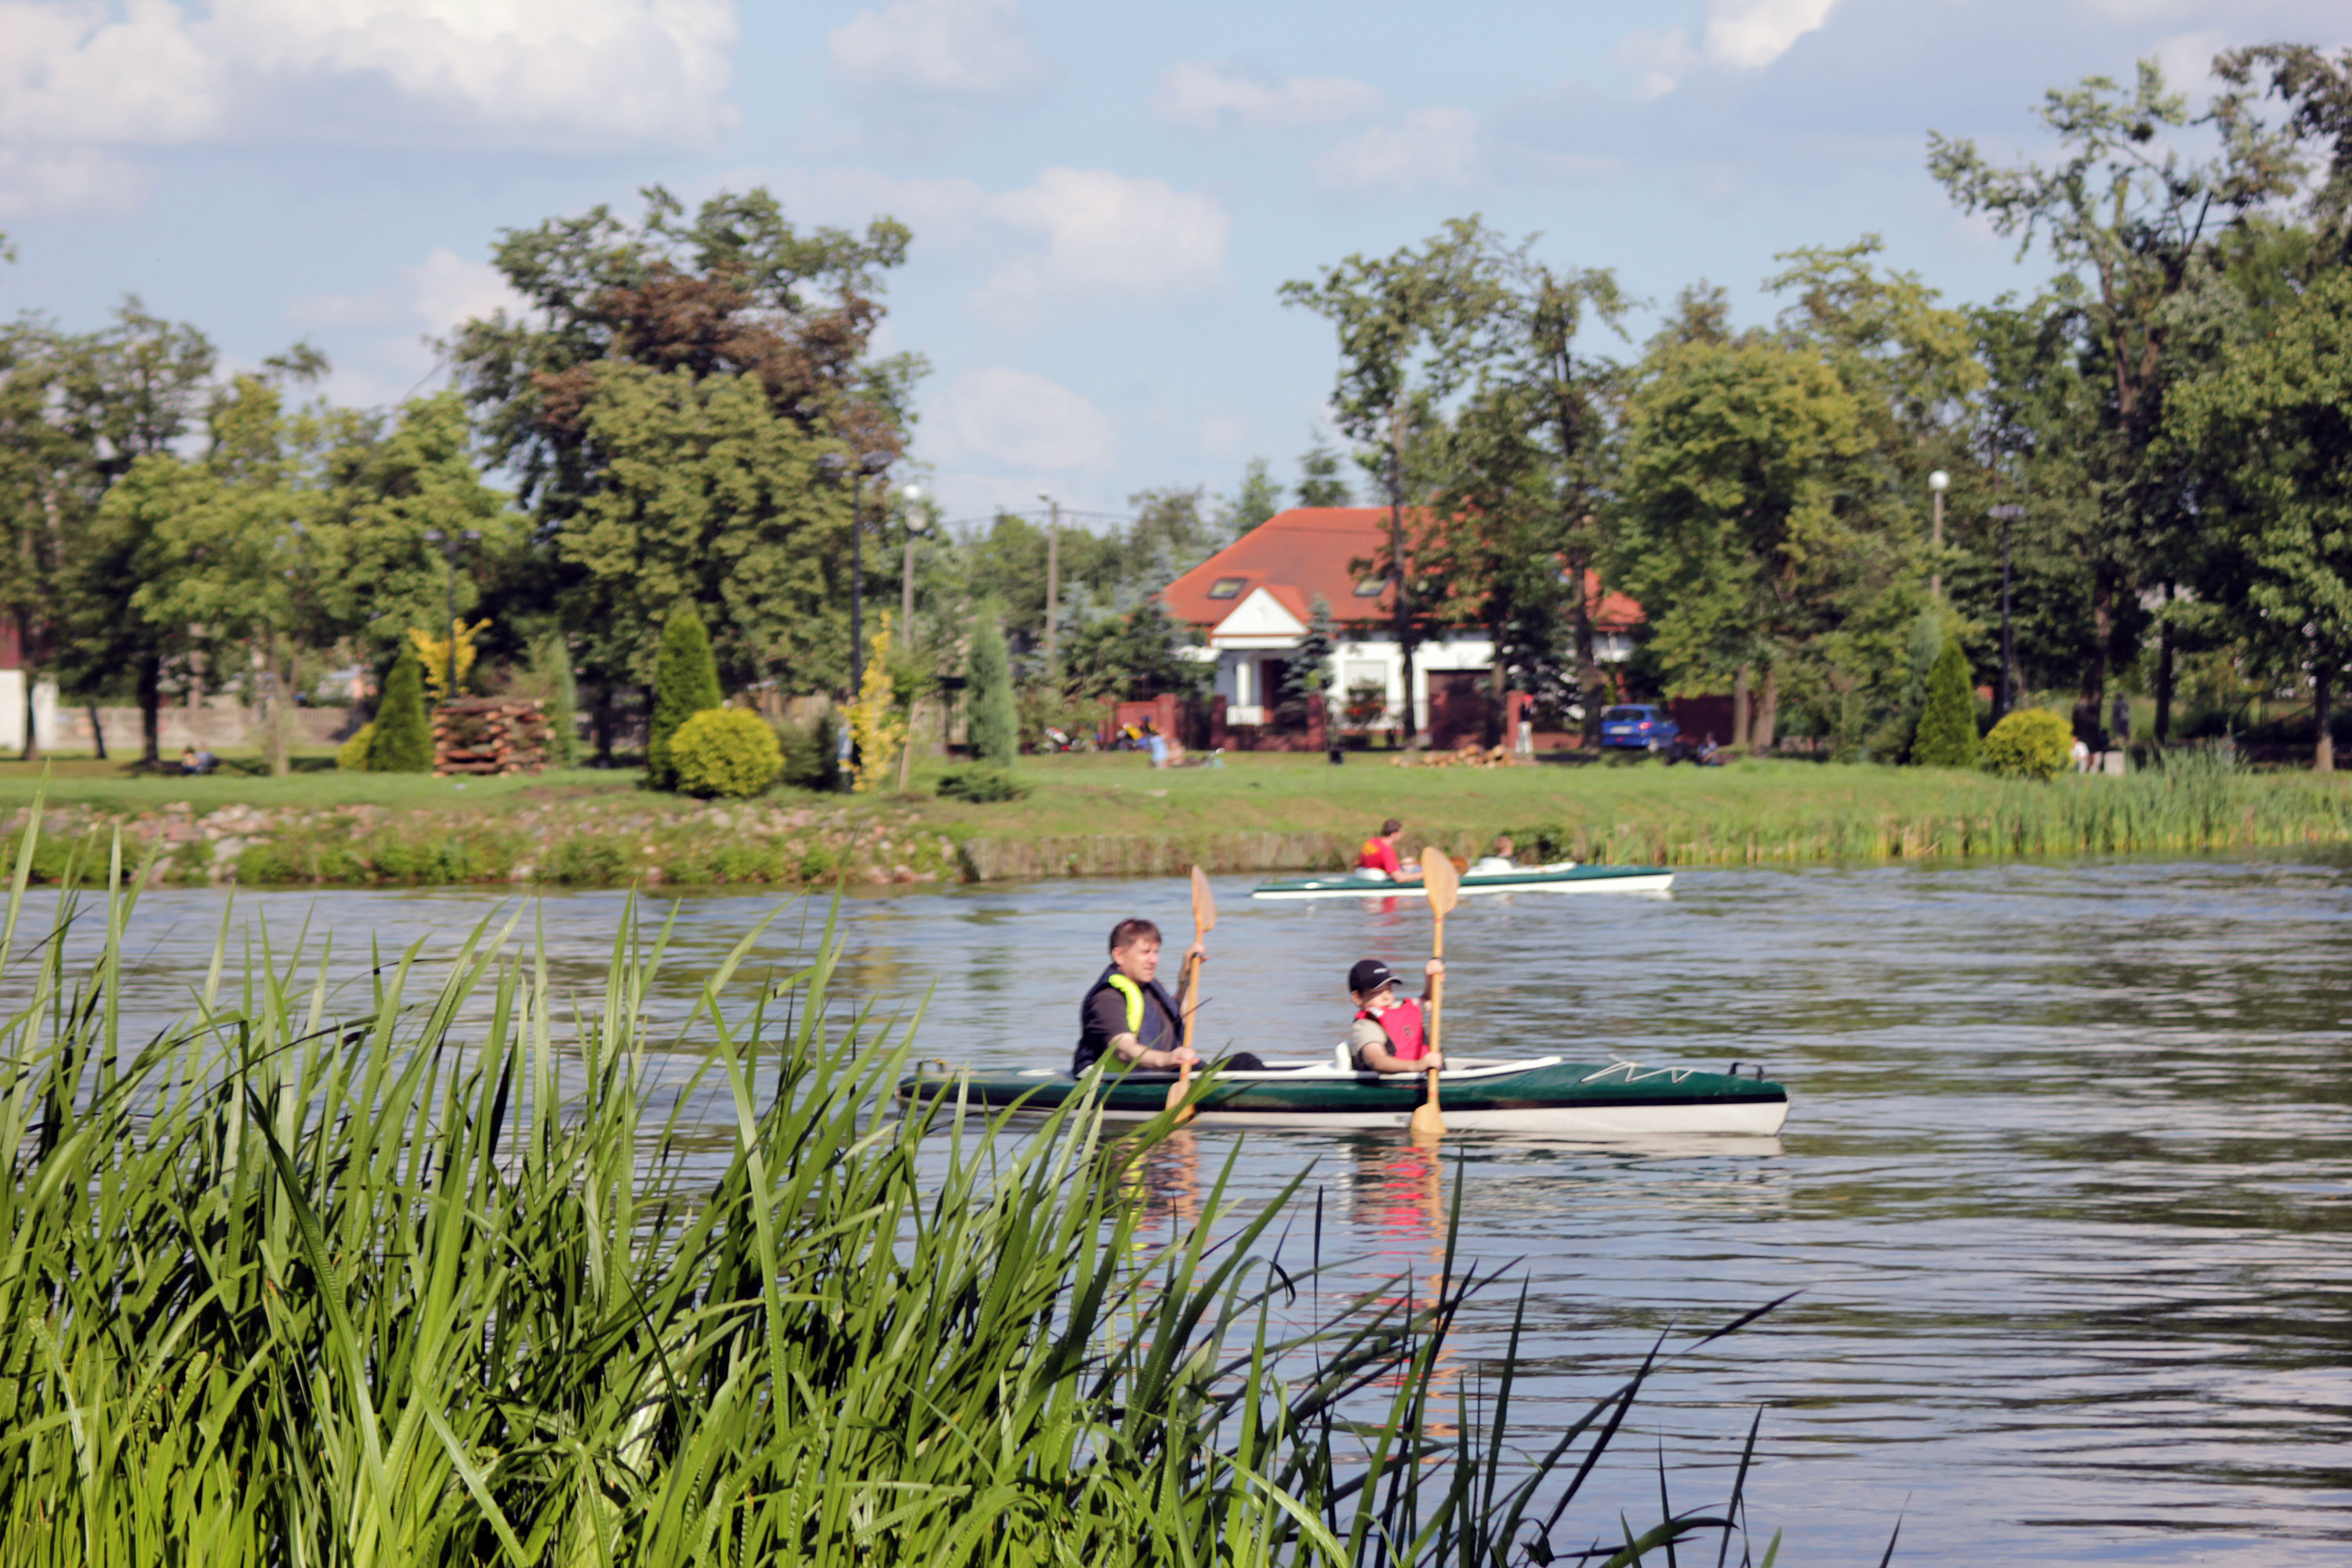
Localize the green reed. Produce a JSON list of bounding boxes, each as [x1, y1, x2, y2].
[[0, 811, 1792, 1566], [1510, 761, 2352, 869]]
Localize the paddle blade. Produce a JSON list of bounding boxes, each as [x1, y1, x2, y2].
[[1167, 1057, 1195, 1124], [1191, 865, 1217, 936], [1410, 1092, 1445, 1140], [1422, 844, 1460, 916]]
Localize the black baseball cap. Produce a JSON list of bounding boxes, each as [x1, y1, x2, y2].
[[1348, 959, 1396, 996]]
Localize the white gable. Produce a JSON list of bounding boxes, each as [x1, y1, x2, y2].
[[1210, 587, 1308, 648]]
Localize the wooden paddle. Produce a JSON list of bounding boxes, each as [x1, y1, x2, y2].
[[1409, 849, 1458, 1140], [1171, 865, 1215, 1124]]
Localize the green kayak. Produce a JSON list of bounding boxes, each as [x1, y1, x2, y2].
[[898, 1054, 1787, 1138], [1251, 862, 1673, 899]]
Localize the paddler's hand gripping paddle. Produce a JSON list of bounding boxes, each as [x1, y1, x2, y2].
[[1172, 865, 1214, 1125], [1410, 850, 1457, 1140]]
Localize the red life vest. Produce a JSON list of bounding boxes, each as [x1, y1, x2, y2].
[[1357, 997, 1426, 1060]]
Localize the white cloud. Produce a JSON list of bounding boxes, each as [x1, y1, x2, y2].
[[1701, 0, 1840, 71], [290, 247, 528, 336], [2153, 28, 2227, 95], [829, 0, 1052, 104], [0, 0, 738, 211], [1615, 0, 1839, 98], [0, 145, 150, 218], [934, 366, 1115, 472], [1315, 107, 1481, 194], [1153, 63, 1385, 131], [975, 168, 1229, 315]]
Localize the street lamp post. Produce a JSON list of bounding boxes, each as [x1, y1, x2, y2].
[[1989, 504, 2025, 720], [420, 528, 482, 700], [817, 450, 897, 700], [1928, 470, 1950, 602]]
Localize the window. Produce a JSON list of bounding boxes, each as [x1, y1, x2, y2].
[[1207, 577, 1246, 600], [1354, 577, 1385, 597]]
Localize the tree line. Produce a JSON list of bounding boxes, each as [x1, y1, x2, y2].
[[0, 185, 1334, 771], [1283, 44, 2352, 769]]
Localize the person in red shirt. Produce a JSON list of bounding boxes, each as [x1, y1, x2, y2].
[[1356, 818, 1418, 882]]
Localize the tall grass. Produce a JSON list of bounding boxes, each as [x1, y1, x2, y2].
[[1504, 759, 2352, 869], [0, 815, 1795, 1566]]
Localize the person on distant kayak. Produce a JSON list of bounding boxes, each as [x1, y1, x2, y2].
[[1345, 957, 1446, 1074], [1356, 818, 1418, 882], [1469, 834, 1516, 875]]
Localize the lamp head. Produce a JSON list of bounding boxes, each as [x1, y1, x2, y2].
[[1929, 470, 1951, 492], [860, 449, 895, 474]]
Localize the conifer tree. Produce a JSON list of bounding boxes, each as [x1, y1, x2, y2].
[[967, 606, 1018, 768], [648, 604, 723, 790], [368, 642, 434, 773], [534, 633, 580, 769], [1911, 634, 1980, 768]]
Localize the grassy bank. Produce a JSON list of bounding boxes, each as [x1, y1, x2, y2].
[[0, 872, 1791, 1564], [1, 750, 2346, 887]]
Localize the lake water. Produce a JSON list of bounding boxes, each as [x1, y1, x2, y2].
[[28, 855, 2352, 1564]]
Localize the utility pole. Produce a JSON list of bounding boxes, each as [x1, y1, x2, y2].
[[1388, 410, 1416, 742], [1041, 495, 1062, 673]]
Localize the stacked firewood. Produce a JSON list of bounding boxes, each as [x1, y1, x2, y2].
[[433, 699, 552, 776], [1388, 741, 1530, 769]]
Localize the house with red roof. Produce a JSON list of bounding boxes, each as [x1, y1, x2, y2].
[[1160, 507, 1644, 746]]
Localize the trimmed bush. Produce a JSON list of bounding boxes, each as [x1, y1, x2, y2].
[[967, 608, 1018, 767], [670, 707, 782, 799], [937, 765, 1029, 803], [1911, 637, 1980, 768], [1984, 707, 2074, 782], [368, 644, 434, 773], [336, 722, 376, 771], [648, 605, 722, 791]]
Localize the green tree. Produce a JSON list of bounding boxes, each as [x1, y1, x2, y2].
[[1218, 458, 1282, 536], [1280, 597, 1338, 719], [533, 633, 580, 768], [648, 604, 723, 789], [1613, 308, 1871, 751], [1294, 440, 1353, 507], [368, 641, 433, 772], [1912, 635, 1981, 767], [967, 607, 1018, 768], [1930, 59, 2296, 731], [120, 372, 337, 776], [2167, 267, 2352, 771], [317, 391, 517, 674]]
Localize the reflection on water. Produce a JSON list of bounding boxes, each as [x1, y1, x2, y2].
[[16, 854, 2352, 1564]]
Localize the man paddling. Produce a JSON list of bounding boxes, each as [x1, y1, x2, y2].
[[1076, 916, 1263, 1076], [1076, 918, 1203, 1076]]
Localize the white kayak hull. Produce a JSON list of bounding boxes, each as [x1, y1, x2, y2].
[[1253, 862, 1674, 899]]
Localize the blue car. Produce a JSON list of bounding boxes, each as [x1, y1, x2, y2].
[[1599, 703, 1679, 752]]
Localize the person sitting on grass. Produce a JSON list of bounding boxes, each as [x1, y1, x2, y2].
[[1469, 834, 1516, 875], [1355, 818, 1419, 882], [1345, 957, 1446, 1075], [1076, 917, 1263, 1076]]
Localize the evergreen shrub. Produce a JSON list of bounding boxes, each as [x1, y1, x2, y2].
[[776, 713, 842, 791], [937, 766, 1029, 803], [368, 644, 434, 773], [670, 708, 782, 799], [336, 723, 376, 771], [1911, 638, 1981, 768], [534, 633, 581, 768], [967, 608, 1018, 767], [1984, 708, 2074, 782], [648, 606, 722, 790]]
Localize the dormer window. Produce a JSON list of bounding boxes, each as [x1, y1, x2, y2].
[[1354, 577, 1385, 597], [1207, 577, 1247, 600]]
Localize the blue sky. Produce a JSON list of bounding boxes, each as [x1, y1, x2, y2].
[[4, 0, 2346, 528]]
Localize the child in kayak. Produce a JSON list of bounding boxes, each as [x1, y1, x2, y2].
[[1356, 819, 1419, 882], [1345, 957, 1446, 1074]]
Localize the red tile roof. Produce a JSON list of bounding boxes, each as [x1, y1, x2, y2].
[[1161, 507, 1644, 635]]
